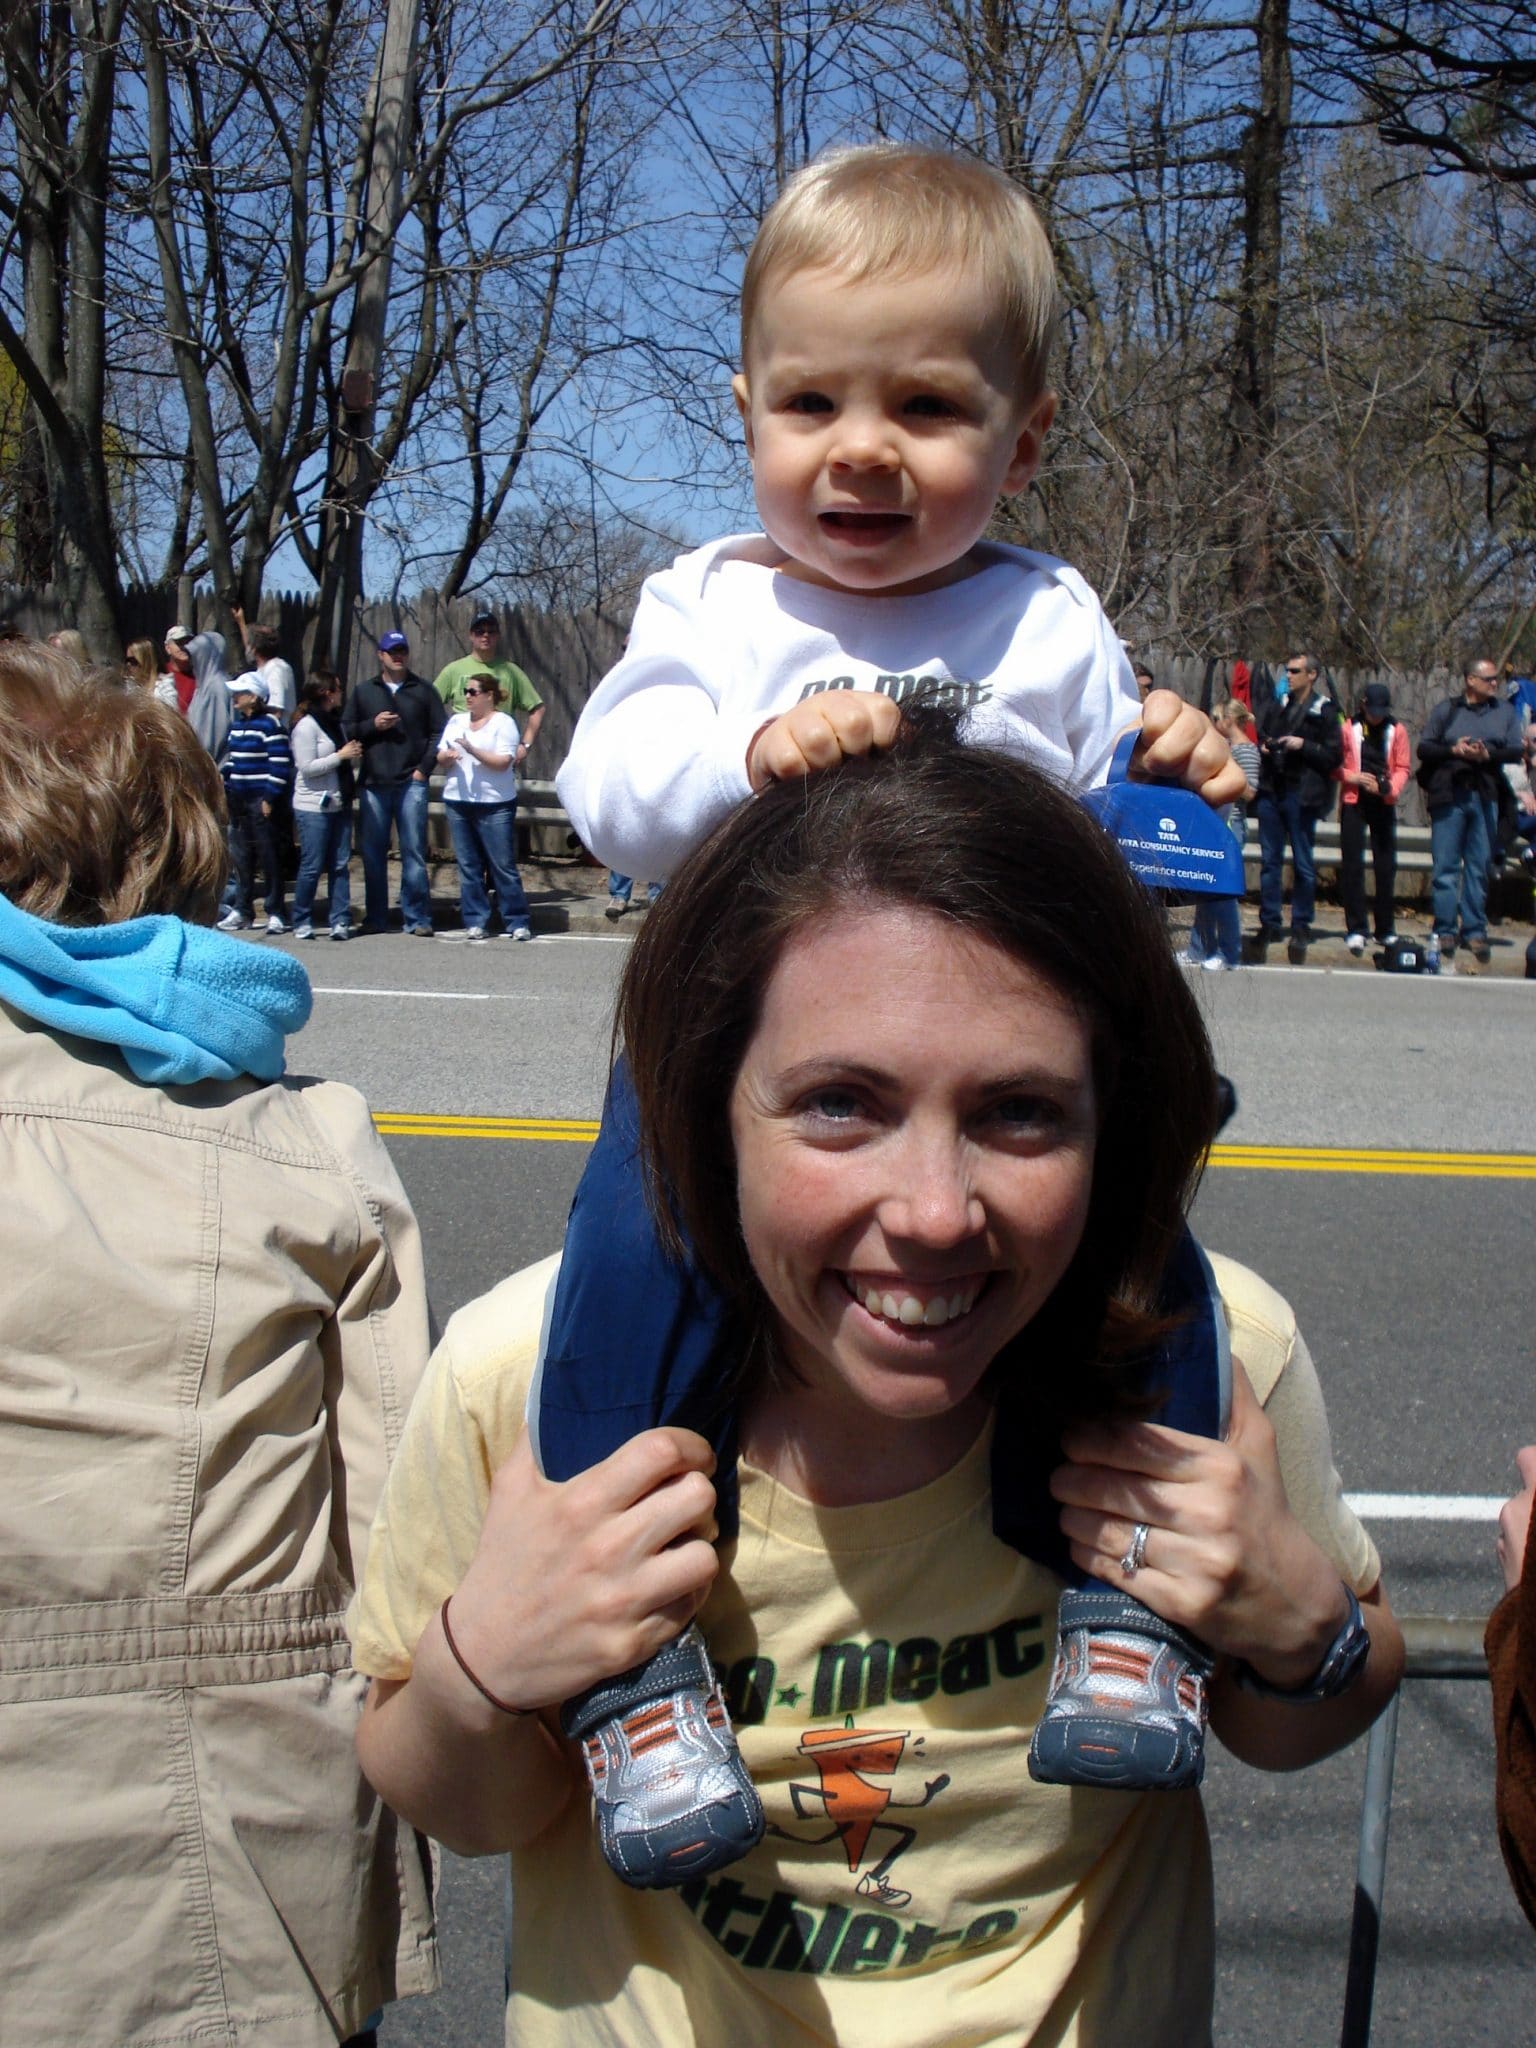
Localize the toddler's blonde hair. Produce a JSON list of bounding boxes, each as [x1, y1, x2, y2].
[[741, 144, 1059, 401]]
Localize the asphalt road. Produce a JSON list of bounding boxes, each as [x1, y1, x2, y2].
[[275, 933, 1536, 2044]]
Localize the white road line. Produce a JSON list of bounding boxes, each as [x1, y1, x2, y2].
[[310, 986, 492, 1000], [1345, 1493, 1504, 1521], [1239, 965, 1531, 987]]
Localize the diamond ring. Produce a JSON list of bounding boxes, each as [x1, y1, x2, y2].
[[1120, 1521, 1150, 1578]]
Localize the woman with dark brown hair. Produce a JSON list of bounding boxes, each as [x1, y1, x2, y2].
[[351, 713, 1401, 2047], [0, 644, 437, 2046]]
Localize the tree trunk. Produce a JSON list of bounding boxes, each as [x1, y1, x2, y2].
[[314, 0, 422, 673], [1227, 0, 1292, 638]]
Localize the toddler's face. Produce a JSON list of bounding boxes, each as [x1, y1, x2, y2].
[[733, 262, 1054, 599]]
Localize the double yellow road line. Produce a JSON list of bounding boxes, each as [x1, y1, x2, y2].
[[373, 1112, 1536, 1179]]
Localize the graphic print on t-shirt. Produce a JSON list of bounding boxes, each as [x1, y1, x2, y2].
[[797, 670, 989, 712], [769, 1715, 951, 1910]]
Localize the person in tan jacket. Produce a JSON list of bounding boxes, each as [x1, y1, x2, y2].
[[0, 642, 438, 2047], [1489, 1446, 1536, 1931]]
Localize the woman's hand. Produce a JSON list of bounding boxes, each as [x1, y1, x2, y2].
[[356, 1425, 720, 1857], [337, 738, 363, 762], [1497, 1446, 1536, 1593], [1051, 1360, 1348, 1685], [441, 1426, 720, 1715]]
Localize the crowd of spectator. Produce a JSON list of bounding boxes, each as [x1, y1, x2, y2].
[[1145, 652, 1535, 973], [22, 613, 1536, 968], [33, 610, 554, 943]]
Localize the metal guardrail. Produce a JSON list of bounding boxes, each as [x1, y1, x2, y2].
[[1242, 823, 1434, 877], [423, 775, 569, 828], [1340, 1614, 1490, 2048]]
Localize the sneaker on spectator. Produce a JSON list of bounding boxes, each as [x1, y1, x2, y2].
[[1379, 932, 1399, 947], [216, 909, 248, 932], [293, 922, 315, 941], [466, 926, 488, 944], [606, 896, 628, 920], [265, 914, 287, 935], [1287, 928, 1309, 965], [407, 923, 434, 937], [329, 925, 350, 942], [1200, 955, 1229, 972], [1345, 933, 1366, 956], [511, 925, 533, 941], [1469, 935, 1492, 964]]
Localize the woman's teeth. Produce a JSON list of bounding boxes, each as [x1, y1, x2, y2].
[[846, 1279, 981, 1328]]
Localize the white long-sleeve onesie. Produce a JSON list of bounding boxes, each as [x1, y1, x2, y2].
[[557, 533, 1140, 880]]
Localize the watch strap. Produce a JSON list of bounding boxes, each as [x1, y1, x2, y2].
[[1236, 1585, 1370, 1703]]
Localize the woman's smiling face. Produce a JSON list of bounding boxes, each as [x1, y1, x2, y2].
[[729, 903, 1098, 1454]]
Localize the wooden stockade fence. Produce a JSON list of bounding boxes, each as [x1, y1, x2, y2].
[[1, 581, 1495, 830], [1, 583, 626, 779]]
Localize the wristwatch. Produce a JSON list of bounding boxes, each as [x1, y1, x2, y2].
[[1236, 1585, 1370, 1702]]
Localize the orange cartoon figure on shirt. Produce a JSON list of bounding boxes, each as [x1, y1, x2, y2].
[[771, 1717, 951, 1909]]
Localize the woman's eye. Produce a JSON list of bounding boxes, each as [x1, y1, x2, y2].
[[799, 1087, 865, 1124], [988, 1094, 1064, 1134]]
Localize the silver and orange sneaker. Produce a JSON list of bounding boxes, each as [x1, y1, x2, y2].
[[1028, 1586, 1214, 1790], [561, 1624, 765, 1888]]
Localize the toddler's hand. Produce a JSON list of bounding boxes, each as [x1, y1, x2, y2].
[[747, 691, 902, 791], [1130, 690, 1247, 807]]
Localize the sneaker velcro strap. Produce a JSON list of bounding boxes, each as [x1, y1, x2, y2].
[[1057, 1586, 1216, 1673], [559, 1624, 717, 1742]]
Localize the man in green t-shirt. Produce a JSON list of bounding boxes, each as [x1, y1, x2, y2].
[[434, 613, 545, 768]]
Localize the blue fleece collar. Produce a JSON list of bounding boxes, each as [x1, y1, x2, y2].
[[0, 893, 312, 1085]]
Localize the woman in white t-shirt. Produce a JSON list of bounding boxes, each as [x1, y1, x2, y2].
[[435, 672, 532, 942], [352, 714, 1402, 2047]]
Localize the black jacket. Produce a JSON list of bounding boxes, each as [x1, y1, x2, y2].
[[1256, 690, 1343, 813], [342, 672, 446, 787], [1416, 695, 1524, 808]]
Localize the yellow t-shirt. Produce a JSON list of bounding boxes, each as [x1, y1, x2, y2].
[[351, 1253, 1379, 2047]]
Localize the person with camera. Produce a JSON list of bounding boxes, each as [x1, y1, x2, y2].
[[1417, 657, 1524, 966], [1253, 653, 1342, 965]]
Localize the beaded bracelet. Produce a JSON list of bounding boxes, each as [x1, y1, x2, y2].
[[439, 1595, 535, 1717]]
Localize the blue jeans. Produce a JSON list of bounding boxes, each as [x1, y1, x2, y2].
[[293, 808, 352, 931], [1193, 894, 1243, 966], [359, 778, 431, 929], [609, 870, 662, 905], [1256, 790, 1321, 931], [1429, 788, 1495, 941], [445, 799, 530, 931]]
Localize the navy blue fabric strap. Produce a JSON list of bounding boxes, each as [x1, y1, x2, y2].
[[991, 1222, 1229, 1581]]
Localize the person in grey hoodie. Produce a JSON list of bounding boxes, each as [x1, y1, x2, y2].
[[185, 630, 233, 765]]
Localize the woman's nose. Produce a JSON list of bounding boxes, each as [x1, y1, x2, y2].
[[880, 1136, 984, 1246]]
